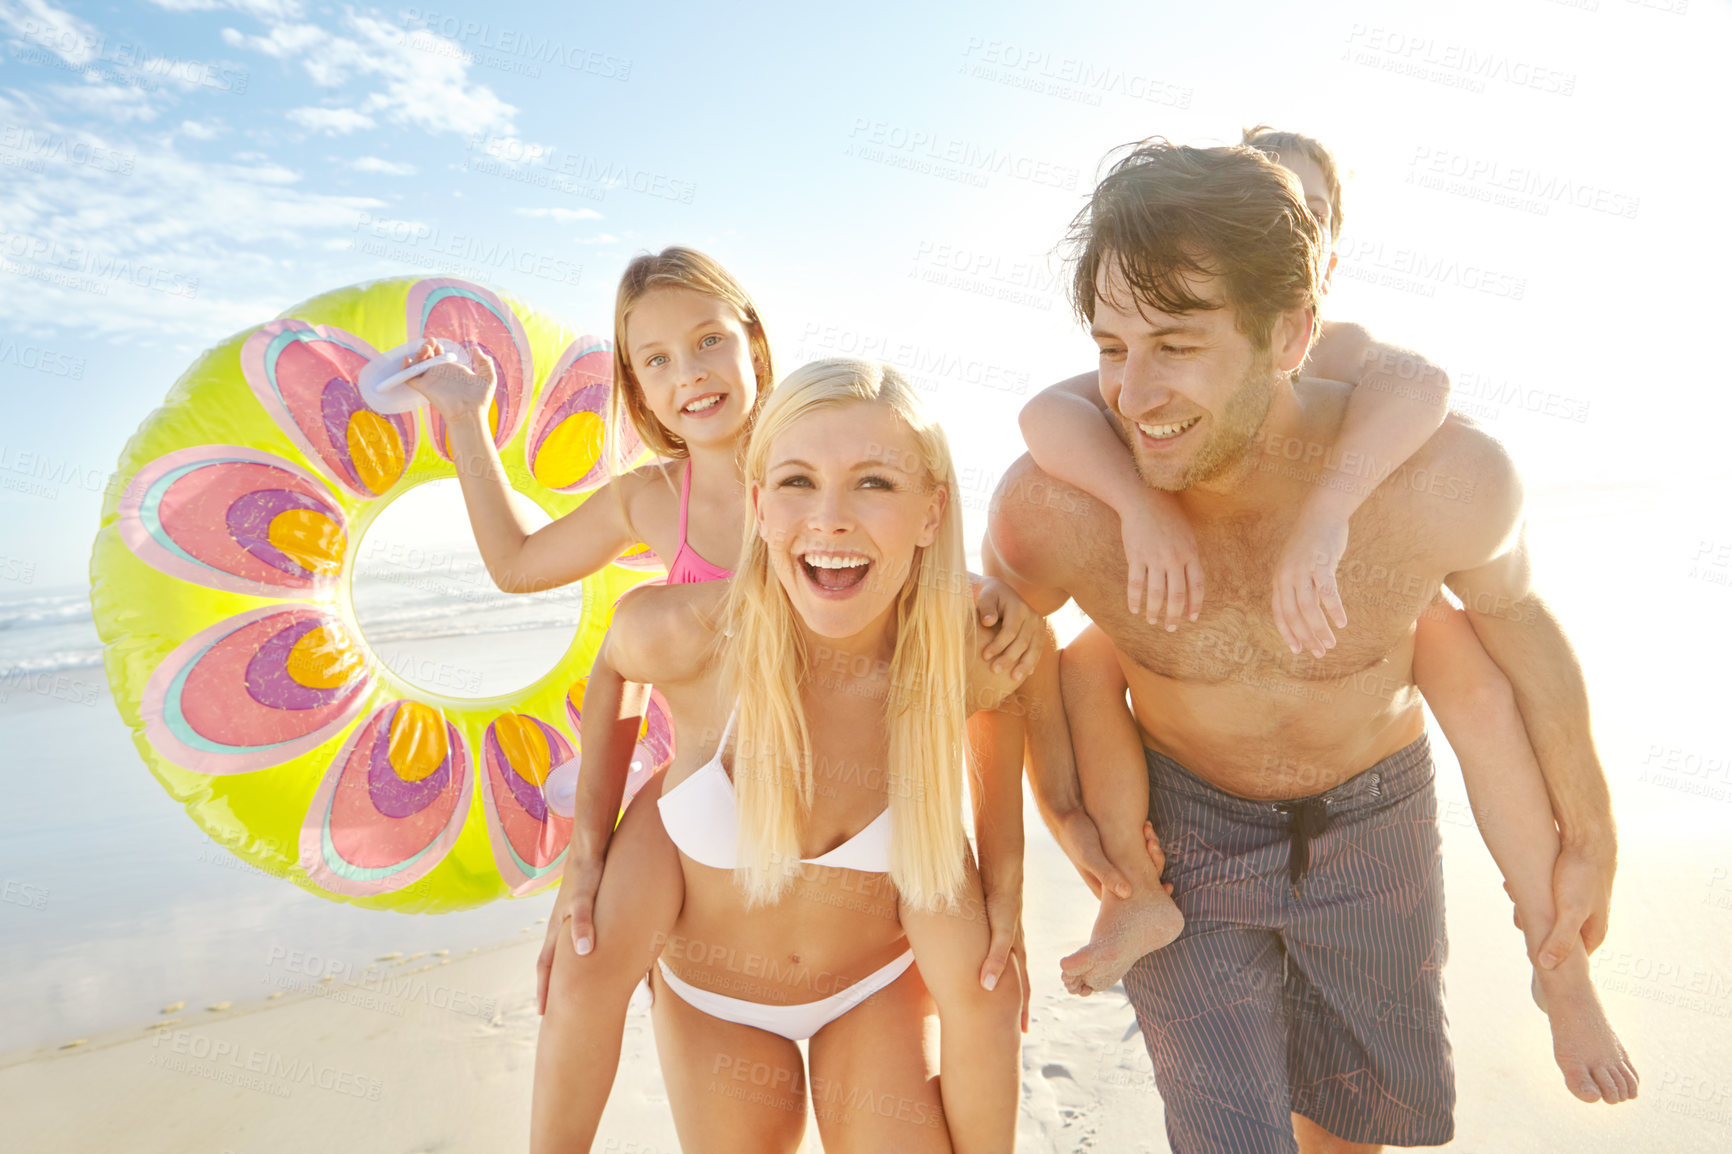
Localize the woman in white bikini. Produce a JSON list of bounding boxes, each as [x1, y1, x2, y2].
[[531, 358, 1028, 1153]]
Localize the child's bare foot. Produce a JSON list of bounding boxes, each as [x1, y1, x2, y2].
[[1535, 958, 1638, 1104], [1060, 889, 1184, 996]]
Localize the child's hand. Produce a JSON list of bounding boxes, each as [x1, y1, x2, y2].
[[401, 338, 497, 420], [1120, 492, 1203, 631], [977, 578, 1042, 681], [1272, 505, 1350, 658]]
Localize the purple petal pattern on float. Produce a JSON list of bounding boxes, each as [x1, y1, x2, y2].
[[301, 700, 471, 897], [118, 447, 347, 597], [479, 713, 574, 894], [240, 319, 416, 498], [142, 605, 371, 774]]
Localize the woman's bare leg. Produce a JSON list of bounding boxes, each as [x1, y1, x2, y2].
[[899, 850, 1023, 1152], [1415, 604, 1637, 1104], [808, 964, 951, 1154], [531, 788, 685, 1151], [649, 968, 808, 1154]]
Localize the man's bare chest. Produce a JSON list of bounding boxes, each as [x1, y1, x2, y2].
[[1071, 504, 1441, 686]]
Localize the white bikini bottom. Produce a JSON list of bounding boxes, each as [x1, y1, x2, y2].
[[651, 949, 916, 1041]]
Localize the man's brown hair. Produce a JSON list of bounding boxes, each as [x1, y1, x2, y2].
[[1065, 138, 1324, 353], [1241, 124, 1344, 240]]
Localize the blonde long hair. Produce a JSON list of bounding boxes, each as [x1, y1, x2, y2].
[[721, 358, 972, 910]]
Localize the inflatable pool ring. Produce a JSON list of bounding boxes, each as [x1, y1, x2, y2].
[[90, 276, 680, 912]]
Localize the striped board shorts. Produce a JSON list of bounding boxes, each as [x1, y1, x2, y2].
[[1121, 734, 1454, 1153]]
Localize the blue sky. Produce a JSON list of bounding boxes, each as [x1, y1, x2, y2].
[[1, 0, 1728, 588]]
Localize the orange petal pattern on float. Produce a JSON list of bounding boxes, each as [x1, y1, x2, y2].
[[240, 320, 416, 498], [301, 700, 472, 896], [142, 606, 371, 774], [410, 278, 532, 460], [118, 447, 347, 597], [480, 712, 574, 893]]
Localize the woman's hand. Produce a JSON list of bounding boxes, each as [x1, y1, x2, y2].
[[535, 841, 607, 1016], [1271, 504, 1351, 659], [976, 577, 1042, 681], [1120, 490, 1203, 631], [401, 338, 497, 422], [976, 864, 1031, 1032]]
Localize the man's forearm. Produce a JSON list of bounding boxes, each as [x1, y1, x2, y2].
[[1462, 594, 1616, 853]]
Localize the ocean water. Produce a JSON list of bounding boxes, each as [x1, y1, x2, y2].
[[0, 575, 579, 1054]]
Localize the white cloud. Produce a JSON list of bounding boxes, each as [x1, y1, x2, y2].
[[349, 156, 417, 176], [0, 0, 101, 67], [342, 15, 516, 137], [0, 91, 384, 342], [149, 0, 305, 18], [287, 106, 375, 135], [573, 234, 620, 245], [215, 9, 518, 138], [177, 119, 221, 140], [219, 21, 324, 58], [514, 207, 604, 223], [49, 81, 159, 123]]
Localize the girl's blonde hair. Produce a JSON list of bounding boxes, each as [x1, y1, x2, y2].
[[609, 246, 775, 469], [721, 358, 972, 910]]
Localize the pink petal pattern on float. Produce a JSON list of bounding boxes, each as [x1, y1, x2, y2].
[[117, 447, 347, 597], [300, 700, 472, 898], [409, 278, 533, 460], [526, 337, 614, 493], [142, 605, 372, 775], [240, 320, 416, 498], [480, 713, 575, 893]]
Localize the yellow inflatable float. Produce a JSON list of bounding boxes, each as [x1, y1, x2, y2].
[[89, 276, 674, 912]]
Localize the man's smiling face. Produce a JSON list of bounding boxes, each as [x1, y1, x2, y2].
[[1091, 258, 1288, 492]]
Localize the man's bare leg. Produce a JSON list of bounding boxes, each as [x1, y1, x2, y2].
[[1058, 624, 1183, 995], [1293, 1112, 1380, 1154], [1415, 604, 1638, 1104]]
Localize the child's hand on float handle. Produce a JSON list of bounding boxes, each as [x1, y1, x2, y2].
[[402, 338, 497, 420]]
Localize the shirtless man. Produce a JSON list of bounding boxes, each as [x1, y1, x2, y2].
[[986, 140, 1619, 1152]]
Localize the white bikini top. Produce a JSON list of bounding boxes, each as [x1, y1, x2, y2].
[[657, 708, 892, 873]]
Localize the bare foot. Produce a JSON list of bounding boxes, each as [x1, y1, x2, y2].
[[1535, 956, 1638, 1104], [1060, 889, 1184, 996]]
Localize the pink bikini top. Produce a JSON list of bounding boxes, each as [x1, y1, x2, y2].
[[657, 708, 893, 873], [664, 461, 734, 585]]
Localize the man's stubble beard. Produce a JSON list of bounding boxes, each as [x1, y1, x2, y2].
[[1125, 352, 1281, 493]]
